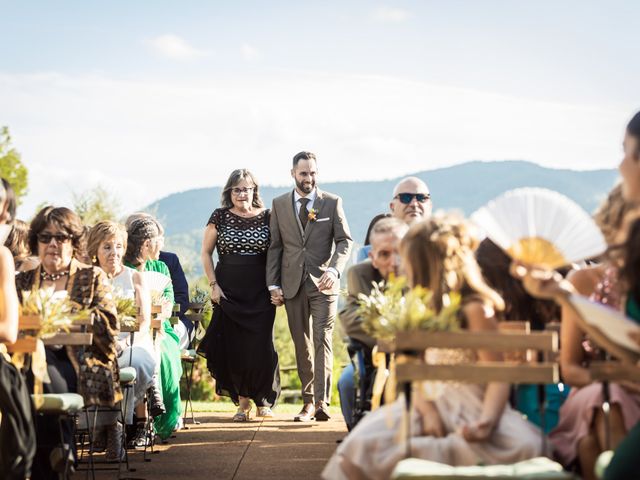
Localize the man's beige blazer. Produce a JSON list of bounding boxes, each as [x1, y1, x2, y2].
[[266, 189, 353, 299]]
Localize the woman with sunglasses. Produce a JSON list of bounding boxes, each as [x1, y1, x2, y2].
[[16, 206, 120, 478], [199, 169, 280, 422]]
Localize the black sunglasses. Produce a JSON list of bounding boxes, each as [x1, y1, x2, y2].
[[394, 193, 431, 204], [37, 232, 73, 244]]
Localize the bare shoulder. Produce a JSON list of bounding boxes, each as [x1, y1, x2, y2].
[[0, 245, 13, 265], [567, 265, 604, 296], [462, 299, 498, 332]]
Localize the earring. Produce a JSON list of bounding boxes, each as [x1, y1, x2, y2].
[[92, 255, 97, 264]]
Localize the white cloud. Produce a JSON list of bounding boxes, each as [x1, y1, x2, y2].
[[371, 6, 411, 23], [145, 34, 208, 61], [240, 43, 260, 61], [0, 71, 626, 220]]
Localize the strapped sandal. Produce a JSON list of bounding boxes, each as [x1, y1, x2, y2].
[[233, 405, 252, 422]]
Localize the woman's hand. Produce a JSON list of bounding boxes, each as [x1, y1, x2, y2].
[[211, 284, 226, 304], [510, 261, 574, 301], [417, 401, 446, 438], [461, 417, 495, 442]]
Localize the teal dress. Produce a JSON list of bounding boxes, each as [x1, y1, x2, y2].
[[603, 296, 640, 480], [127, 259, 183, 439]]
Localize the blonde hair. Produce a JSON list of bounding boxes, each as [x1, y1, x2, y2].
[[87, 221, 128, 265], [400, 214, 505, 312]]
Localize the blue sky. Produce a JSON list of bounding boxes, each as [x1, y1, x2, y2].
[[1, 1, 638, 216]]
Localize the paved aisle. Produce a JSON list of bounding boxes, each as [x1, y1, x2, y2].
[[82, 412, 346, 480]]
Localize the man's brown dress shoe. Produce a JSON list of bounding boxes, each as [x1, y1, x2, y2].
[[294, 403, 315, 422], [315, 402, 331, 421]]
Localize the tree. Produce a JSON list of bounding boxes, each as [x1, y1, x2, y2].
[[72, 185, 121, 226], [0, 126, 29, 205]]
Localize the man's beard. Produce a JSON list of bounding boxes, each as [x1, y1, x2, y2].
[[296, 178, 315, 194]]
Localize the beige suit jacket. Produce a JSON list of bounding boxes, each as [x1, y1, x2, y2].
[[266, 188, 353, 299], [338, 260, 382, 349]]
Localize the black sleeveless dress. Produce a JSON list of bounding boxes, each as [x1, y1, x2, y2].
[[198, 208, 280, 407]]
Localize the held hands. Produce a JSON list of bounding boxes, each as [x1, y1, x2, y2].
[[317, 270, 337, 292], [270, 288, 284, 307], [509, 261, 574, 301]]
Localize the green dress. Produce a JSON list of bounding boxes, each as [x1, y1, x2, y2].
[[127, 259, 182, 439]]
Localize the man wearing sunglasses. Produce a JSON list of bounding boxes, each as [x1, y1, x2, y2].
[[389, 177, 432, 224]]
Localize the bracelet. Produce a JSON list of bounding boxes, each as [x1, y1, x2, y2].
[[209, 280, 218, 288]]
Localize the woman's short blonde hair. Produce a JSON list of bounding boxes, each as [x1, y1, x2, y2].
[[87, 221, 127, 265]]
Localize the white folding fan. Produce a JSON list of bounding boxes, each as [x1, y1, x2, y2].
[[569, 294, 640, 354], [471, 188, 606, 269], [142, 271, 171, 295]]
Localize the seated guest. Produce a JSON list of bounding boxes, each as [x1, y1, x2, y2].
[[17, 206, 120, 477], [355, 213, 390, 263], [0, 182, 18, 344], [0, 179, 34, 479], [548, 185, 640, 480], [126, 212, 193, 349], [124, 216, 183, 439], [476, 238, 567, 432], [87, 221, 158, 456], [5, 219, 39, 271], [389, 176, 432, 225], [324, 216, 544, 480], [338, 217, 408, 429]]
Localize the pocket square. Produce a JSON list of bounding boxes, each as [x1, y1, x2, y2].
[[315, 217, 330, 222]]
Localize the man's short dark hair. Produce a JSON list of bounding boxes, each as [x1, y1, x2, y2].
[[293, 151, 317, 167]]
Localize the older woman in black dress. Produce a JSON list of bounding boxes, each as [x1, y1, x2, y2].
[[199, 169, 280, 421]]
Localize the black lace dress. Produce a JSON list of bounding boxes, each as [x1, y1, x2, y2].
[[198, 208, 280, 407]]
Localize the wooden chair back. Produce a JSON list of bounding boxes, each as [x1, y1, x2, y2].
[[394, 329, 560, 385]]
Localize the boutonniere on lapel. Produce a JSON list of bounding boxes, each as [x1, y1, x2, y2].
[[308, 208, 319, 223]]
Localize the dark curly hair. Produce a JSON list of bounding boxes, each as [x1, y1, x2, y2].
[[28, 206, 85, 254]]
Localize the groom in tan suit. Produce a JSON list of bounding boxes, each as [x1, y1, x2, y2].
[[267, 151, 352, 421]]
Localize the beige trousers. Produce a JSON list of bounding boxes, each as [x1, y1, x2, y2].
[[284, 277, 337, 405]]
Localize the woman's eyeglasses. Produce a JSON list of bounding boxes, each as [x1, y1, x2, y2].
[[394, 193, 431, 204], [231, 187, 255, 196], [37, 232, 73, 244]]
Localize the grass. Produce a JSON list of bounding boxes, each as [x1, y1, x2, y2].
[[190, 400, 342, 415]]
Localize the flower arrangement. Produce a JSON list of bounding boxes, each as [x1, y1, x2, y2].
[[308, 208, 319, 223], [114, 294, 138, 330], [357, 276, 461, 341], [20, 288, 90, 338], [190, 285, 213, 335]]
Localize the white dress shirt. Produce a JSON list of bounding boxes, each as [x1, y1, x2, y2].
[[294, 188, 317, 215]]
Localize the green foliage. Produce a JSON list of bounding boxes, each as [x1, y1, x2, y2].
[[0, 126, 29, 205], [359, 276, 461, 340], [72, 185, 121, 226]]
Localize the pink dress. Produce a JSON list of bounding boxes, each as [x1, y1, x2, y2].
[[549, 267, 640, 467], [323, 349, 544, 480]]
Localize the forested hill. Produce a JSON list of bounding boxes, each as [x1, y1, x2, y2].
[[149, 160, 618, 277]]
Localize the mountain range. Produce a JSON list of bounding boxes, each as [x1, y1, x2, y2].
[[150, 160, 619, 278]]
